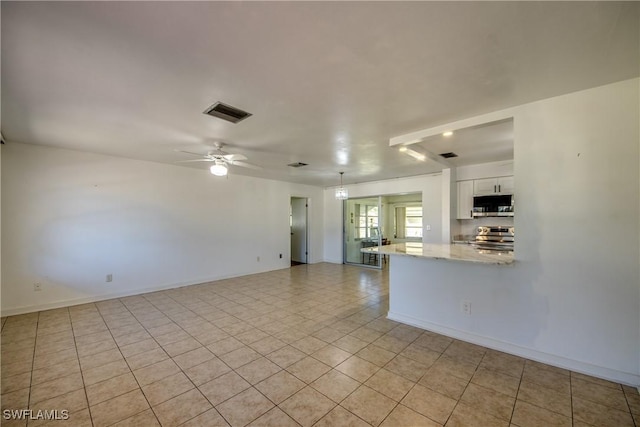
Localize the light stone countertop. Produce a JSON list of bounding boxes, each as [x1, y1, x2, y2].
[[361, 242, 514, 265]]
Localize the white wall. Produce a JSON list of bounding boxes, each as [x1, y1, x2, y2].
[[513, 78, 639, 383], [1, 143, 324, 315], [323, 174, 443, 263], [389, 78, 640, 385]]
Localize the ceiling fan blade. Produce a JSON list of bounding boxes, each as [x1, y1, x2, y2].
[[176, 158, 214, 163], [231, 160, 262, 170], [223, 153, 248, 161], [174, 149, 209, 157]]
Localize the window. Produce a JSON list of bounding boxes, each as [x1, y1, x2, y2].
[[395, 205, 423, 239], [404, 206, 423, 238], [356, 204, 379, 239]]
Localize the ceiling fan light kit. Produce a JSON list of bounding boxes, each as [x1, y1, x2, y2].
[[176, 142, 261, 177], [210, 160, 228, 176]]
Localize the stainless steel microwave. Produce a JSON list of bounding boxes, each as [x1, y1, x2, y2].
[[472, 194, 514, 217]]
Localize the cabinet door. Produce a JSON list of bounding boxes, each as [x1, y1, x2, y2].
[[473, 178, 498, 195], [457, 181, 474, 219], [497, 176, 514, 194]]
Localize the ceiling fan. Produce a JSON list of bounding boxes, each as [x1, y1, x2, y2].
[[175, 142, 260, 176]]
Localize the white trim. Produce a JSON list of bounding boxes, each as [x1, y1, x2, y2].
[[388, 311, 640, 387], [389, 107, 518, 146], [325, 171, 442, 191]]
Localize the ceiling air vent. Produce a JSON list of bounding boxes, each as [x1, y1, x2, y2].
[[439, 152, 458, 158], [203, 102, 252, 124], [287, 162, 308, 168]]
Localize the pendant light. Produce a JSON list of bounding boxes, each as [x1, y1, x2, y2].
[[335, 172, 348, 200]]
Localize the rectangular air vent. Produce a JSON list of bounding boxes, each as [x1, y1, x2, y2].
[[203, 102, 252, 124], [287, 162, 308, 168], [439, 152, 458, 158]]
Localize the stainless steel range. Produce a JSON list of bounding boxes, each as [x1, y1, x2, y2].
[[474, 226, 514, 251]]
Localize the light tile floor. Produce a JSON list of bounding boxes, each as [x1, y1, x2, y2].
[[1, 263, 639, 427]]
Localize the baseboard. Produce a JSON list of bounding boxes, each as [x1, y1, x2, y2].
[[0, 265, 290, 317], [387, 311, 640, 387]]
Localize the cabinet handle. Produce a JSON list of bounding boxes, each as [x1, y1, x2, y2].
[[494, 185, 497, 193], [470, 210, 473, 218], [498, 184, 501, 192]]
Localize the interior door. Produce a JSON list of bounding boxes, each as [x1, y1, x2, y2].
[[290, 197, 308, 264], [343, 196, 382, 268]]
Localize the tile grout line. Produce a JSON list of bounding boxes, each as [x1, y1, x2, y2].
[[93, 301, 163, 427], [437, 339, 472, 427], [68, 306, 97, 427], [508, 353, 524, 426], [25, 311, 40, 422], [570, 370, 575, 427], [118, 291, 270, 426]]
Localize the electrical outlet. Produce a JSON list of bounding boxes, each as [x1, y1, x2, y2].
[[106, 274, 113, 282], [426, 225, 431, 231], [33, 283, 42, 291], [461, 300, 471, 316]]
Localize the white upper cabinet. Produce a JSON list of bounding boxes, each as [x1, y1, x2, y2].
[[473, 178, 498, 195], [497, 176, 514, 194], [457, 180, 474, 219], [473, 176, 514, 195]]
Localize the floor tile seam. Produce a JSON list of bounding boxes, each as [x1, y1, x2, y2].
[[109, 297, 204, 352], [145, 386, 211, 424], [303, 367, 362, 405], [624, 392, 640, 426], [274, 387, 338, 426], [571, 390, 637, 414], [570, 376, 629, 398], [322, 401, 373, 426], [175, 406, 225, 427], [97, 300, 164, 427], [100, 405, 152, 427], [502, 351, 523, 425], [570, 371, 624, 391], [374, 399, 403, 427], [65, 307, 97, 427], [517, 374, 572, 398], [19, 310, 42, 413], [436, 348, 482, 427], [369, 380, 440, 427], [201, 383, 262, 417], [365, 371, 417, 404]]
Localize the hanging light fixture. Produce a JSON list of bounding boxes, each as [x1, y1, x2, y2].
[[210, 160, 228, 176], [335, 171, 348, 200]]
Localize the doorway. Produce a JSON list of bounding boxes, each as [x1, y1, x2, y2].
[[290, 197, 308, 266], [343, 196, 382, 268]]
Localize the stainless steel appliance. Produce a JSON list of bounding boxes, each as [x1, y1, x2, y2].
[[473, 226, 514, 251], [472, 194, 514, 217]]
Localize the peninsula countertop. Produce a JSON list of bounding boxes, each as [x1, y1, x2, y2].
[[361, 242, 514, 265]]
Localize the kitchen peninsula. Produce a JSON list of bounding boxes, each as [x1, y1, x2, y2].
[[362, 242, 513, 265], [362, 242, 517, 354]]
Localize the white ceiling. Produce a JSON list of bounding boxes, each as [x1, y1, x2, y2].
[[2, 2, 638, 186], [413, 119, 514, 168]]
